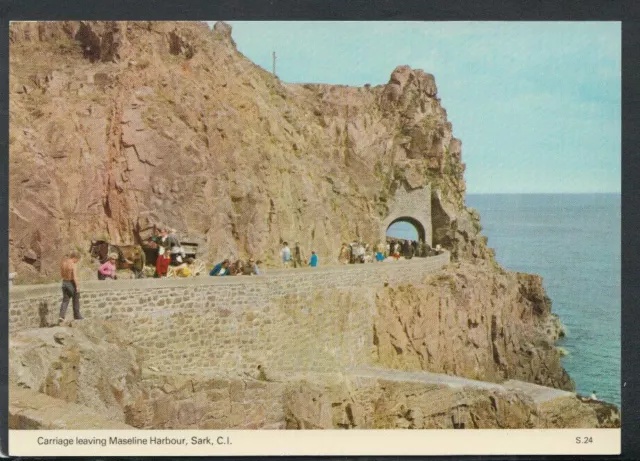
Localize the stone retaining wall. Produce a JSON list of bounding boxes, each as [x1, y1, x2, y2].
[[9, 254, 449, 374]]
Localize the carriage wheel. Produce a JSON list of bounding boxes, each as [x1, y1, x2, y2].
[[192, 260, 206, 276]]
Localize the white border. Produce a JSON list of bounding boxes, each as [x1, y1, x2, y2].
[[10, 429, 621, 456]]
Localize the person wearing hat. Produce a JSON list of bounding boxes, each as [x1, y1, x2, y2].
[[98, 253, 118, 280]]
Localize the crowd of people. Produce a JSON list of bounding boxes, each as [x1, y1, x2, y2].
[[209, 257, 262, 276], [338, 238, 442, 264], [58, 232, 443, 323]]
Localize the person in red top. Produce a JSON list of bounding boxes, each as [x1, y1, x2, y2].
[[155, 251, 171, 278], [98, 253, 118, 280]]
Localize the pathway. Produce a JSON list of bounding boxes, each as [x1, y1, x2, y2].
[[347, 366, 575, 404]]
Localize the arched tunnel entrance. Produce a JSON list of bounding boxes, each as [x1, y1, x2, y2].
[[385, 216, 426, 243]]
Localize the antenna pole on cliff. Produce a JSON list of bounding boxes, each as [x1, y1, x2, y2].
[[272, 51, 277, 78]]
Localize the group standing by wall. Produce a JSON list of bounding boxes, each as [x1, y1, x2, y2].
[[338, 238, 442, 265], [56, 229, 443, 323], [279, 242, 319, 269]]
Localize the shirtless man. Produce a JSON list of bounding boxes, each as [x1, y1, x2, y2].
[[59, 251, 83, 324]]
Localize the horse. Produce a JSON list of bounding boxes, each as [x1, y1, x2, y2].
[[89, 240, 146, 279]]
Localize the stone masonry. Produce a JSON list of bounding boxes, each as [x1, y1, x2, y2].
[[9, 253, 450, 375], [381, 183, 432, 246]]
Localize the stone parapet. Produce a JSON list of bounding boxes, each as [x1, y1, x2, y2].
[[9, 253, 449, 374]]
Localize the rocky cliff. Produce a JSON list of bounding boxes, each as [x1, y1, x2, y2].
[[374, 261, 573, 390], [9, 20, 490, 282]]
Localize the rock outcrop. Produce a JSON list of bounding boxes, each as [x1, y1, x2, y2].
[[374, 261, 573, 390], [9, 20, 487, 282], [8, 321, 619, 429], [9, 320, 144, 424]]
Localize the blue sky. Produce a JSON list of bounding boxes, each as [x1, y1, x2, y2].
[[387, 222, 418, 241], [209, 21, 620, 194]]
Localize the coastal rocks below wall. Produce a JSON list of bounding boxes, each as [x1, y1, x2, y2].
[[282, 370, 619, 429], [9, 320, 145, 424], [373, 261, 574, 391], [9, 386, 134, 429], [8, 317, 618, 430]]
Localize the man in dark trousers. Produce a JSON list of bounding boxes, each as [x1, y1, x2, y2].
[[59, 251, 83, 324]]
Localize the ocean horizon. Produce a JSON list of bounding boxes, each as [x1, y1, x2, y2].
[[466, 192, 621, 407]]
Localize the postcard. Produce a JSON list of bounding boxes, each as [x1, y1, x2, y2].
[[7, 20, 621, 456]]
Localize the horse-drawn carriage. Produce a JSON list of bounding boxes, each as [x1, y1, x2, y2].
[[90, 226, 206, 279], [138, 225, 206, 277]]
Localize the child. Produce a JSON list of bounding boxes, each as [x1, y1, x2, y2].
[[98, 253, 118, 280]]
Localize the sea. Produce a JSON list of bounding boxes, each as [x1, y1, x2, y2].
[[466, 193, 621, 407]]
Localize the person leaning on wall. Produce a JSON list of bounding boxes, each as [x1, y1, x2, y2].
[[210, 259, 231, 276]]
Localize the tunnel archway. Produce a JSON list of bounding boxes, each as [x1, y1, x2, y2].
[[385, 216, 426, 243]]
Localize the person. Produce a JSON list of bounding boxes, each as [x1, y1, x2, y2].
[[402, 240, 412, 259], [154, 227, 184, 264], [230, 260, 244, 276], [338, 243, 350, 265], [167, 228, 185, 263], [364, 244, 373, 263], [155, 251, 171, 278], [210, 259, 230, 276], [98, 253, 118, 280], [392, 241, 401, 261], [59, 251, 83, 324], [418, 239, 428, 258], [293, 241, 305, 268], [434, 244, 443, 255], [375, 242, 385, 262], [280, 242, 292, 268], [590, 391, 599, 401], [354, 242, 365, 263], [174, 257, 195, 277], [242, 257, 261, 275], [309, 250, 318, 267]]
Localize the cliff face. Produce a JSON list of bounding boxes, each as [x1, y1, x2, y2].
[[9, 20, 489, 282], [374, 261, 573, 390]]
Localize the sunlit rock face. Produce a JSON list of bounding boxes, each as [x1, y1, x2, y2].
[[9, 21, 488, 282]]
